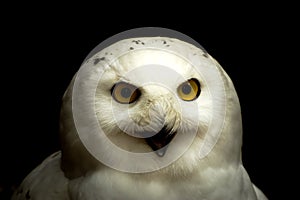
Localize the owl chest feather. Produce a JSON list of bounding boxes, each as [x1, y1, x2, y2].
[[69, 165, 257, 200]]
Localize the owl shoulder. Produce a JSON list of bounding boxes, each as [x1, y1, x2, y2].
[[11, 151, 70, 200]]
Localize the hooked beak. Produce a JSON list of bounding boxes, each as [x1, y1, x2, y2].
[[145, 126, 177, 157]]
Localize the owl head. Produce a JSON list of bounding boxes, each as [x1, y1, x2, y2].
[[59, 28, 243, 178]]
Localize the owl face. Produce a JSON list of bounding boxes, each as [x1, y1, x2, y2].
[[95, 48, 212, 153], [71, 37, 227, 173]]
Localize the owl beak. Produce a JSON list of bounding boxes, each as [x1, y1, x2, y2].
[[145, 126, 176, 157]]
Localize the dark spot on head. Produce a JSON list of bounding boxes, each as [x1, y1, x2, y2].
[[166, 45, 170, 47], [110, 53, 113, 55], [105, 52, 108, 55], [163, 40, 167, 44], [26, 190, 31, 199], [94, 58, 100, 65], [130, 47, 134, 50], [132, 40, 143, 44], [93, 57, 105, 65], [202, 53, 208, 58], [141, 42, 145, 45]]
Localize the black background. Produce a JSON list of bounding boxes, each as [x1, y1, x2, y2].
[[1, 3, 295, 200]]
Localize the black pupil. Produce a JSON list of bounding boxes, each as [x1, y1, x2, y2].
[[182, 84, 192, 94], [121, 87, 132, 98]]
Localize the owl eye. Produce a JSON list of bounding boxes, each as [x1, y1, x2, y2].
[[177, 78, 201, 101], [111, 82, 141, 104]]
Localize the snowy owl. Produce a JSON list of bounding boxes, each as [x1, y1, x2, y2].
[[12, 28, 267, 200]]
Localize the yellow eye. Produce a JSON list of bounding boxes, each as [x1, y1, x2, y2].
[[177, 78, 201, 101], [111, 82, 141, 104]]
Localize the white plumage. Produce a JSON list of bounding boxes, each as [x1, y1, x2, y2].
[[12, 35, 267, 200]]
